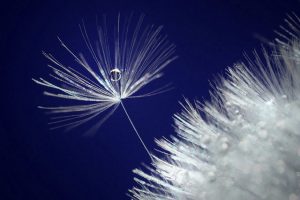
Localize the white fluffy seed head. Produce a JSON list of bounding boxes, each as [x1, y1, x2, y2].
[[130, 14, 300, 200]]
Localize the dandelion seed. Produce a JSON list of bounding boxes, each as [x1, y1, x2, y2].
[[33, 14, 177, 161]]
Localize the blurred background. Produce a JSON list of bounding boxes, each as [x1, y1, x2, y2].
[[1, 0, 300, 199]]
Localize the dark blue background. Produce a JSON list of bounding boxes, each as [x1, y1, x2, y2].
[[1, 0, 300, 199]]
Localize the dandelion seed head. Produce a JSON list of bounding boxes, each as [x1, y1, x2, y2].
[[130, 14, 300, 200]]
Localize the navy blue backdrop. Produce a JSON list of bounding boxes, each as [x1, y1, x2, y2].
[[1, 0, 300, 199]]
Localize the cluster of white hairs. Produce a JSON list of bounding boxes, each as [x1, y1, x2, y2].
[[33, 14, 177, 159], [33, 14, 176, 132], [130, 14, 300, 200]]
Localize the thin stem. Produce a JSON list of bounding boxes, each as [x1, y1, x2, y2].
[[120, 100, 154, 163]]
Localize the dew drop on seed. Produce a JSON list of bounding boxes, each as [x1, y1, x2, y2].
[[110, 68, 121, 81]]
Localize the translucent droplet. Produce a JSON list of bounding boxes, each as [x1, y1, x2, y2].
[[110, 68, 121, 81], [258, 130, 268, 139], [221, 142, 229, 152], [207, 171, 216, 182]]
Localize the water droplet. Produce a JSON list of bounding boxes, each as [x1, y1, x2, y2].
[[258, 130, 268, 139], [202, 135, 211, 145], [110, 68, 121, 81], [207, 171, 216, 182], [221, 142, 229, 152], [220, 137, 230, 153]]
